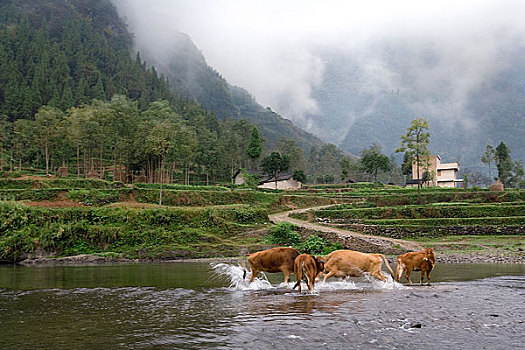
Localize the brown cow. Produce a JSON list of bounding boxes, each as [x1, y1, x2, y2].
[[293, 253, 324, 293], [321, 250, 395, 283], [396, 248, 436, 285], [241, 247, 300, 284]]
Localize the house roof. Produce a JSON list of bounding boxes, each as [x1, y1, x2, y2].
[[405, 179, 423, 185]]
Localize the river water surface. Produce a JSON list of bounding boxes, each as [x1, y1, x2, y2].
[[1, 262, 524, 349]]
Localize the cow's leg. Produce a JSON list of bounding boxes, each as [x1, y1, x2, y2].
[[307, 272, 315, 293], [405, 269, 413, 285], [315, 271, 324, 282], [420, 270, 425, 285], [371, 271, 387, 282], [323, 271, 336, 283], [396, 263, 404, 282], [282, 269, 291, 285], [249, 268, 260, 283], [308, 278, 314, 293], [295, 264, 302, 293], [426, 270, 432, 286]]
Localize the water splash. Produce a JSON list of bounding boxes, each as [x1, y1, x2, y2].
[[315, 279, 360, 291], [211, 263, 275, 291], [211, 263, 405, 293], [368, 274, 406, 290]]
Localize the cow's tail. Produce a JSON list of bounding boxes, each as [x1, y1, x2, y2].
[[293, 260, 303, 290], [378, 254, 395, 280], [240, 255, 250, 280]]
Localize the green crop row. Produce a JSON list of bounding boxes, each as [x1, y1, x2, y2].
[[367, 191, 524, 206], [0, 202, 268, 232], [313, 203, 525, 220], [0, 187, 334, 213], [133, 183, 229, 191], [0, 178, 117, 190], [362, 216, 525, 226]]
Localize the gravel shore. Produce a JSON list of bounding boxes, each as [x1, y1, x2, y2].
[[17, 251, 525, 266]]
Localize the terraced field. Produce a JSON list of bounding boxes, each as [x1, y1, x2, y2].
[[0, 177, 337, 262], [289, 186, 525, 258]]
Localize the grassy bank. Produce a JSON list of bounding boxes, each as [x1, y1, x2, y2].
[[0, 177, 337, 262]]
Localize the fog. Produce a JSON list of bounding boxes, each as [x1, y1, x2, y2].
[[112, 0, 525, 137]]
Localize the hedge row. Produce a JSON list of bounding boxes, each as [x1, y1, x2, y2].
[[313, 203, 525, 220], [133, 183, 229, 191], [0, 202, 268, 232], [0, 178, 116, 190], [361, 216, 525, 226], [367, 191, 525, 206]]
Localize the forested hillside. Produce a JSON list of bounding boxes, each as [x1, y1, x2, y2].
[[0, 0, 175, 117], [0, 0, 347, 184]]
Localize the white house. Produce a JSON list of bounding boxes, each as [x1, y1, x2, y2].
[[233, 169, 302, 190], [411, 155, 463, 188]]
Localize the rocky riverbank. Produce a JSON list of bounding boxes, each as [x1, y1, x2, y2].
[[435, 252, 525, 264], [15, 251, 525, 266]]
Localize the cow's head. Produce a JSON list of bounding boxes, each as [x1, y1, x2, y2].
[[314, 256, 326, 275], [425, 247, 436, 266]]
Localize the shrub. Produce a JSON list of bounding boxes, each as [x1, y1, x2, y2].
[[267, 222, 301, 246], [300, 234, 325, 254], [67, 189, 120, 206]]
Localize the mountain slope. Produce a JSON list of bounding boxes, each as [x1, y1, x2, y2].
[[135, 32, 325, 151]]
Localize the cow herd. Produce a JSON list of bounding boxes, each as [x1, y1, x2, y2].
[[241, 246, 436, 293]]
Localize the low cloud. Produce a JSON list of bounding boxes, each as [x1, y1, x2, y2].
[[112, 0, 525, 136]]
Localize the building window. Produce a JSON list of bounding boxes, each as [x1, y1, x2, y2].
[[437, 170, 442, 177]]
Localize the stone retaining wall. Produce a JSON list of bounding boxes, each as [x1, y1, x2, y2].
[[327, 223, 525, 239]]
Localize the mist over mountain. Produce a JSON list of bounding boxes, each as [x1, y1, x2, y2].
[[308, 41, 525, 169], [113, 0, 525, 171]]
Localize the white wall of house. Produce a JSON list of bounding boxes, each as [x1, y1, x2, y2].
[[258, 178, 302, 190], [234, 174, 246, 185]]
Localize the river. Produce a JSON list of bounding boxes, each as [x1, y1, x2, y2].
[[1, 262, 524, 349]]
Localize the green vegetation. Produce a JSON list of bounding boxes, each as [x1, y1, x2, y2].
[[0, 178, 335, 262], [266, 222, 341, 255], [266, 222, 301, 246], [0, 201, 268, 261]]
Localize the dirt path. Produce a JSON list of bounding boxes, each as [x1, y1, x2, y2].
[[269, 206, 423, 254]]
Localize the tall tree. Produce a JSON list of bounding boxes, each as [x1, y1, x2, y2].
[[144, 120, 177, 204], [34, 106, 65, 175], [277, 137, 306, 172], [13, 119, 34, 170], [340, 157, 351, 182], [261, 152, 290, 189], [396, 118, 431, 193], [495, 142, 512, 187], [481, 145, 496, 181], [360, 143, 391, 185], [401, 152, 413, 181], [494, 142, 524, 188], [246, 126, 262, 169]]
